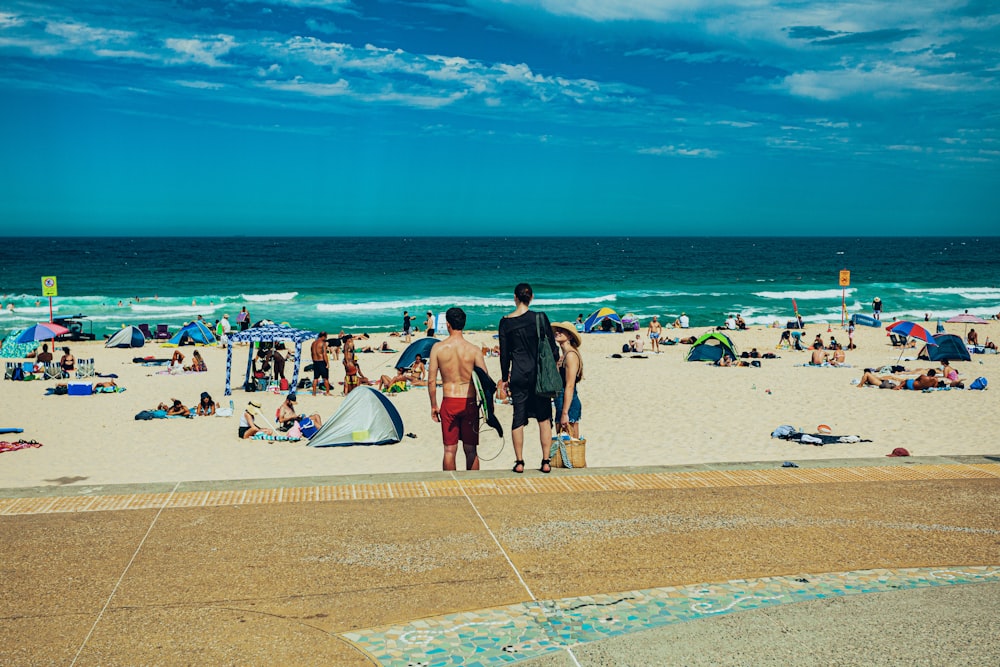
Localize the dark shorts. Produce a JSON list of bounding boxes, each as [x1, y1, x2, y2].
[[439, 396, 479, 447], [312, 360, 329, 380], [509, 383, 553, 430], [238, 426, 250, 438]]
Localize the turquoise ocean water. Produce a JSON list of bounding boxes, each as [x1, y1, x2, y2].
[[1, 237, 998, 338]]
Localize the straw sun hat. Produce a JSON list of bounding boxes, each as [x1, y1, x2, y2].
[[551, 322, 582, 348]]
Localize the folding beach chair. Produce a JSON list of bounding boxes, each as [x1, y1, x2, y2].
[[3, 362, 16, 380], [44, 362, 63, 380], [154, 324, 171, 340], [138, 323, 153, 339], [76, 358, 96, 378]]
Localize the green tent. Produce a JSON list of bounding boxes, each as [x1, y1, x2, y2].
[[685, 331, 738, 362]]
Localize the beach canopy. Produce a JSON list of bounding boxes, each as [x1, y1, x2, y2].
[[583, 307, 623, 333], [106, 325, 146, 348], [224, 324, 318, 395], [1, 329, 40, 358], [165, 320, 216, 346], [686, 331, 738, 362], [308, 387, 404, 447], [918, 333, 971, 362], [396, 337, 437, 370]]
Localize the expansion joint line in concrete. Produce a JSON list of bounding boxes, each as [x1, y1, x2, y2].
[[450, 472, 583, 667], [68, 481, 181, 667]]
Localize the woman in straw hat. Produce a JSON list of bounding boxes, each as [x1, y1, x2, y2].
[[551, 322, 583, 440], [238, 400, 272, 439]]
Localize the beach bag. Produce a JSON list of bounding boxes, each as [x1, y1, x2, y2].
[[969, 377, 988, 391], [287, 423, 302, 440], [280, 378, 289, 391], [550, 431, 587, 468], [244, 378, 258, 392], [11, 366, 24, 381], [535, 314, 561, 398], [134, 410, 156, 420], [298, 416, 318, 439]]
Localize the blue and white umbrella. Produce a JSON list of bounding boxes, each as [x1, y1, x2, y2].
[[224, 324, 318, 395]]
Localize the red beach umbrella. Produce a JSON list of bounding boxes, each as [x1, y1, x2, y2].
[[886, 321, 937, 362]]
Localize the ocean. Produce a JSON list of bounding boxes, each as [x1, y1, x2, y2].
[[1, 237, 998, 338]]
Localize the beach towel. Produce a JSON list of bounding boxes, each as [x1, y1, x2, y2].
[[251, 433, 301, 442], [781, 432, 872, 445], [0, 439, 42, 453]]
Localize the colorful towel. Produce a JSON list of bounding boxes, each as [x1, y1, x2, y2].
[[0, 439, 42, 453]]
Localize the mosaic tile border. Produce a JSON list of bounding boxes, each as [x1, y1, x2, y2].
[[1, 462, 997, 516], [341, 565, 1000, 666]]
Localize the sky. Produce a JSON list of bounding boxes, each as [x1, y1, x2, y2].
[[1, 0, 999, 236]]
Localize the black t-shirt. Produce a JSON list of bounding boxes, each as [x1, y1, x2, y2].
[[498, 310, 557, 387], [403, 315, 412, 329]]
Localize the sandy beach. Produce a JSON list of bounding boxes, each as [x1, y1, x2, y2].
[[1, 320, 997, 489]]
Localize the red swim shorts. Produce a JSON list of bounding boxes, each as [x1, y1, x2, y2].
[[439, 396, 479, 447]]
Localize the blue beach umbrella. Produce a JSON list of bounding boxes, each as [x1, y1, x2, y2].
[[886, 321, 936, 362]]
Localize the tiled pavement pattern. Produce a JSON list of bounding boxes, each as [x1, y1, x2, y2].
[[1, 457, 998, 665], [344, 566, 1000, 666]]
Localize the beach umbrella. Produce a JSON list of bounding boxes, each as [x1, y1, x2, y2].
[[886, 321, 936, 362], [14, 322, 70, 344], [946, 313, 988, 336]]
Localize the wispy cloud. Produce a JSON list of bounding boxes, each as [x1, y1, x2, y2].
[[638, 144, 719, 158]]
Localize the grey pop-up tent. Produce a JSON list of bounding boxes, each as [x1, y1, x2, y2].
[[308, 387, 404, 447]]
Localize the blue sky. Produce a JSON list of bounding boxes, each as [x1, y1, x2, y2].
[[1, 0, 998, 236]]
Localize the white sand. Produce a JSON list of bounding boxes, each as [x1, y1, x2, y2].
[[1, 321, 997, 488]]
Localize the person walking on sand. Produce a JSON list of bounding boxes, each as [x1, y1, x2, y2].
[[498, 283, 558, 474], [402, 310, 412, 343], [428, 307, 488, 471], [647, 315, 662, 353], [310, 332, 331, 396]]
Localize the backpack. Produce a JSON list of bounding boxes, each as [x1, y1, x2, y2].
[[969, 377, 988, 391], [11, 366, 24, 381], [298, 416, 318, 439], [622, 343, 631, 353]]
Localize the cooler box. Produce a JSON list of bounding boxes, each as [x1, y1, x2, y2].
[[68, 382, 93, 396]]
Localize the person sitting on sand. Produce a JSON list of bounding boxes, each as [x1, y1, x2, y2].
[[735, 314, 747, 330], [239, 401, 271, 439], [276, 392, 322, 431], [827, 343, 846, 366], [813, 334, 825, 349], [375, 372, 410, 393], [60, 347, 75, 376], [894, 369, 939, 391], [185, 350, 207, 373], [809, 342, 826, 365], [967, 329, 979, 346], [195, 392, 216, 416], [35, 344, 53, 363], [630, 334, 645, 353], [407, 354, 427, 382], [938, 361, 964, 388]]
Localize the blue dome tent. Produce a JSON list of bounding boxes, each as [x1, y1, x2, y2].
[[106, 325, 146, 348], [583, 307, 623, 333], [396, 337, 438, 370], [165, 320, 216, 346]]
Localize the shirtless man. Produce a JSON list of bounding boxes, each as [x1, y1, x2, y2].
[[894, 369, 940, 391], [810, 342, 826, 365], [425, 311, 436, 337], [427, 307, 488, 471], [647, 316, 662, 352], [310, 331, 331, 396]]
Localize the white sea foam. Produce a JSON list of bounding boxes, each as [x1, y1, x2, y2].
[[315, 294, 617, 313], [240, 292, 299, 302], [753, 289, 854, 300], [130, 303, 221, 315]]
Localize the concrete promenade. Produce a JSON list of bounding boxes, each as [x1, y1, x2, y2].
[[2, 455, 998, 665]]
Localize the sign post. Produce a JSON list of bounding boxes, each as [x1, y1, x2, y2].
[[41, 276, 58, 323], [838, 270, 850, 327]]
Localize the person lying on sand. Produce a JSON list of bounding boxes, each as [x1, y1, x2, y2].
[[894, 370, 939, 391], [857, 370, 906, 388], [158, 398, 190, 416]]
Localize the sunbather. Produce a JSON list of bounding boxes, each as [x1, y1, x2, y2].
[[857, 370, 905, 388], [938, 361, 964, 388], [159, 398, 190, 416], [239, 401, 271, 439], [196, 392, 216, 416], [894, 370, 939, 391]]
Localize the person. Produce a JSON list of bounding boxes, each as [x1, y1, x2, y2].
[[196, 392, 217, 416], [749, 348, 760, 358], [169, 349, 185, 374], [218, 314, 231, 348], [575, 314, 584, 326], [828, 343, 846, 366], [809, 342, 825, 365], [647, 316, 662, 352], [425, 311, 436, 337], [673, 313, 689, 329], [428, 307, 488, 471], [498, 283, 557, 474], [630, 334, 645, 353], [59, 347, 75, 377], [813, 334, 825, 349], [967, 328, 979, 346], [310, 331, 331, 396], [238, 400, 271, 439], [402, 310, 412, 343], [271, 344, 287, 382], [735, 314, 747, 330], [894, 369, 939, 391], [329, 331, 343, 361], [35, 344, 53, 364], [847, 322, 856, 350], [187, 350, 207, 372], [551, 322, 583, 440], [872, 297, 882, 321], [276, 392, 322, 431], [237, 306, 251, 331], [776, 330, 792, 349], [856, 370, 904, 388], [796, 313, 804, 329], [161, 398, 190, 416], [406, 354, 427, 383], [375, 371, 410, 392], [939, 360, 964, 388], [342, 335, 361, 395]]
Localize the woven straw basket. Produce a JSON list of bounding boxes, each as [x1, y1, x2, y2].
[[550, 436, 587, 468]]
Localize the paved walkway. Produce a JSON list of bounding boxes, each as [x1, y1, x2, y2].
[[1, 455, 998, 665]]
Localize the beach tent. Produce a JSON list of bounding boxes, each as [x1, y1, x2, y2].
[[224, 324, 318, 396], [106, 326, 146, 348], [685, 331, 738, 362], [396, 337, 438, 370], [308, 387, 404, 447], [583, 307, 623, 333], [165, 320, 216, 346], [918, 333, 971, 362], [1, 329, 39, 358]]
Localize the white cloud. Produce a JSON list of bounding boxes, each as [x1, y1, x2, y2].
[[779, 62, 989, 100], [165, 34, 237, 68], [175, 79, 225, 90]]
